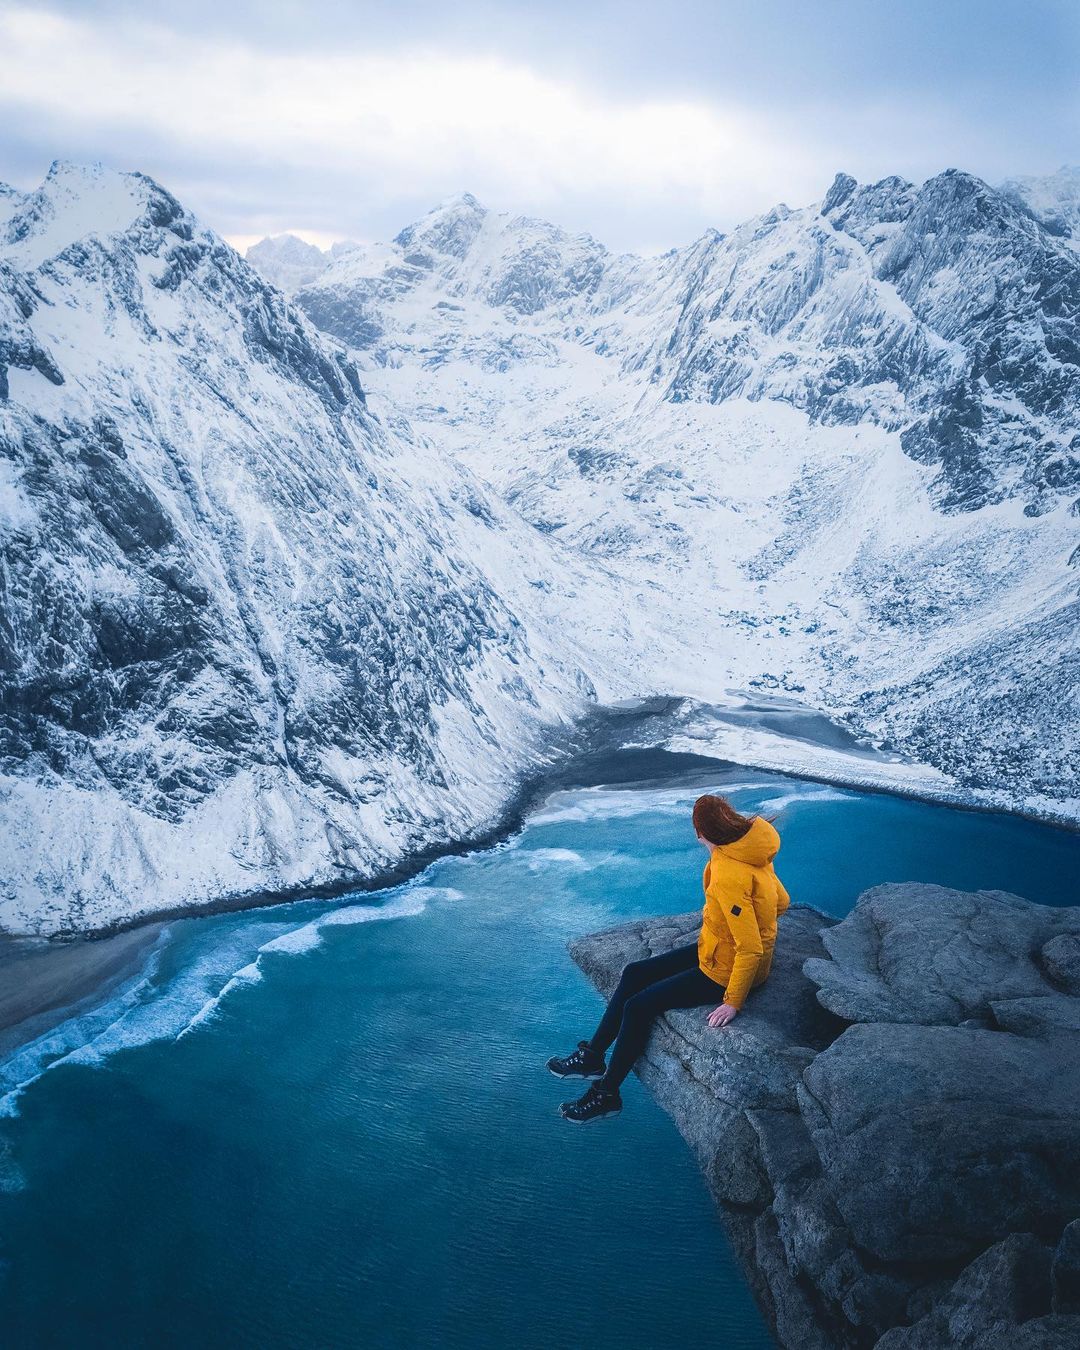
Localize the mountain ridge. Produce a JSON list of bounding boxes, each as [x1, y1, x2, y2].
[[0, 161, 627, 934], [266, 165, 1079, 821], [282, 165, 1080, 516], [0, 159, 1076, 935]]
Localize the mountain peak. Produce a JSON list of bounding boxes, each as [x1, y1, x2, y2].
[[822, 172, 857, 215], [393, 192, 489, 260], [3, 161, 158, 267], [926, 167, 992, 197], [245, 233, 329, 293], [247, 233, 326, 263], [439, 190, 484, 212]]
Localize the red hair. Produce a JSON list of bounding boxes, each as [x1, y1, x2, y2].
[[692, 793, 756, 846]]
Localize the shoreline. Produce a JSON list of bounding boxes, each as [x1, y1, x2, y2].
[[663, 693, 1080, 834], [2, 692, 1076, 1052], [0, 923, 165, 1059]]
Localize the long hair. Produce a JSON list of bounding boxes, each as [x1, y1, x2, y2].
[[692, 793, 756, 846]]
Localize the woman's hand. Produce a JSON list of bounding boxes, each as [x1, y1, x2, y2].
[[707, 1003, 738, 1028]]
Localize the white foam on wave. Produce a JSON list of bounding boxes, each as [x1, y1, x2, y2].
[[323, 886, 462, 918], [756, 788, 854, 814], [174, 961, 264, 1040], [0, 884, 447, 1119], [173, 888, 447, 1040], [0, 933, 171, 1121], [517, 847, 590, 870], [529, 781, 775, 826]]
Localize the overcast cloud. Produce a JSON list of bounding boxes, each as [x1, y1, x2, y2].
[[0, 0, 1077, 254]]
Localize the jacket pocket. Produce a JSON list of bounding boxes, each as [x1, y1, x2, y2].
[[698, 923, 722, 973]]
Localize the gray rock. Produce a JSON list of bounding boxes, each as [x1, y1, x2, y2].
[[571, 883, 1080, 1350], [990, 993, 1080, 1035], [1052, 1220, 1080, 1314], [1040, 933, 1080, 995], [800, 1022, 1080, 1262], [874, 1233, 1062, 1349], [802, 884, 1080, 1028]]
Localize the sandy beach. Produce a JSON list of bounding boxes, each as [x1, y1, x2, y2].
[[0, 924, 163, 1054]]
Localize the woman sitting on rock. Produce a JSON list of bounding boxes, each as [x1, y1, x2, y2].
[[549, 792, 790, 1123]]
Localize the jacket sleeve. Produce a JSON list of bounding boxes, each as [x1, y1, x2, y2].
[[774, 867, 791, 914], [720, 892, 764, 1010]]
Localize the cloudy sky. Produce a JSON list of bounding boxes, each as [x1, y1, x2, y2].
[[1, 0, 1077, 254]]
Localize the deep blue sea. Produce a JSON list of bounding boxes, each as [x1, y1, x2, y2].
[[2, 764, 1078, 1348]]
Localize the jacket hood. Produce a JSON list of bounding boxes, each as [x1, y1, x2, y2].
[[718, 816, 780, 866]]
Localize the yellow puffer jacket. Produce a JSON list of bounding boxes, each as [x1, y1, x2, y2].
[[698, 816, 790, 1009]]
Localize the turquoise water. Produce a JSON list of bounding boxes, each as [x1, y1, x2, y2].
[[1, 765, 1078, 1349]]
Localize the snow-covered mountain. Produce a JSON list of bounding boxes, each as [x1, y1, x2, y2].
[[244, 235, 365, 297], [266, 171, 1078, 821], [0, 162, 633, 935], [1000, 165, 1080, 246], [290, 171, 1080, 517], [244, 233, 330, 293], [2, 160, 1076, 935]]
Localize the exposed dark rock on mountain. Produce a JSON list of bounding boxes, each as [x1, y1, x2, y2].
[[0, 163, 606, 934], [626, 166, 1080, 517], [267, 169, 1080, 830], [570, 885, 1080, 1349], [827, 170, 1080, 515], [3, 158, 1077, 936]]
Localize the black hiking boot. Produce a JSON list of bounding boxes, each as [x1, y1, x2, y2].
[[559, 1082, 623, 1123], [547, 1040, 606, 1080]]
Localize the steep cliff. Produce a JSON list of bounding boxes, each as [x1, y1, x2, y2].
[[0, 163, 618, 934], [570, 887, 1080, 1349], [266, 170, 1080, 822]]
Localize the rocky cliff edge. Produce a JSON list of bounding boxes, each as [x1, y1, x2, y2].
[[570, 885, 1080, 1349]]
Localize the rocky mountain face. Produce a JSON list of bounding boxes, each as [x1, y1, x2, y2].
[[257, 171, 1079, 821], [653, 168, 1080, 516], [571, 888, 1080, 1349], [1000, 165, 1080, 246], [3, 160, 1077, 934], [0, 163, 622, 935], [279, 169, 1080, 515], [244, 232, 331, 294]]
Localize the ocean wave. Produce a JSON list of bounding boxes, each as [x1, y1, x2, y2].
[[0, 933, 172, 1120], [517, 847, 591, 869], [0, 885, 446, 1118], [173, 888, 447, 1040], [755, 788, 854, 814], [528, 781, 776, 826], [174, 961, 264, 1041]]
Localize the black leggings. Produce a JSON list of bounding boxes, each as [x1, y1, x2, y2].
[[587, 943, 722, 1090]]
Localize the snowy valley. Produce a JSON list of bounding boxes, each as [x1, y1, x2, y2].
[[0, 160, 1077, 934], [264, 169, 1080, 805]]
